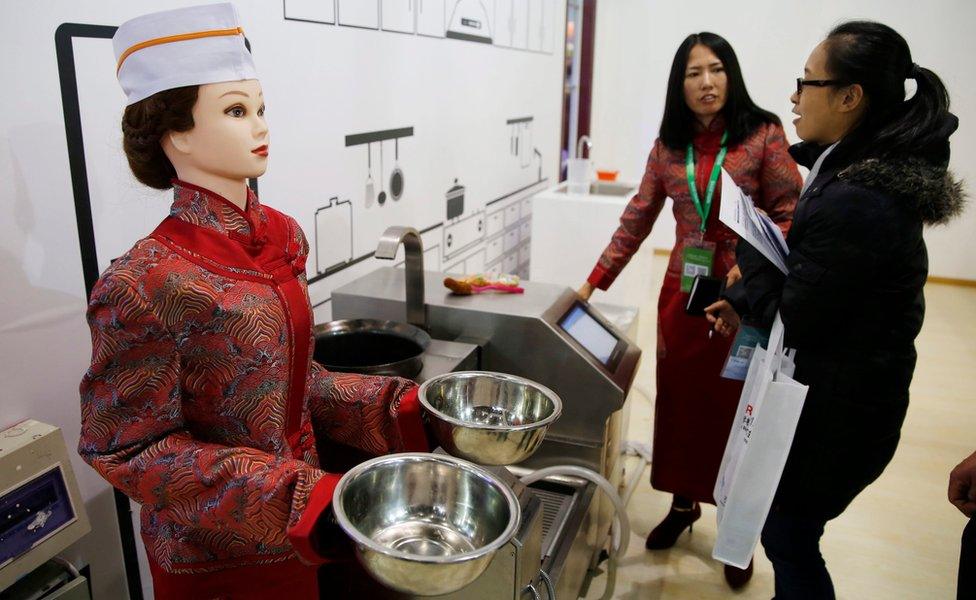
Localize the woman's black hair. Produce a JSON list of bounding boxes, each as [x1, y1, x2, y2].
[[823, 21, 952, 163], [659, 32, 780, 150]]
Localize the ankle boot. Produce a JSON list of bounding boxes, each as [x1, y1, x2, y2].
[[723, 558, 754, 589], [645, 502, 701, 550]]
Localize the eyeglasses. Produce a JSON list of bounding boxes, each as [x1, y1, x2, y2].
[[795, 78, 849, 95]]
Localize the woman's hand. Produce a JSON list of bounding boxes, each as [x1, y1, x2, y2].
[[578, 282, 595, 301], [705, 299, 740, 337], [726, 264, 742, 287]]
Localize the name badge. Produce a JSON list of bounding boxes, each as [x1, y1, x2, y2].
[[680, 238, 716, 293], [720, 325, 771, 380]]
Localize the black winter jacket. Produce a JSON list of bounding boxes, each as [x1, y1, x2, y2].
[[726, 115, 966, 519]]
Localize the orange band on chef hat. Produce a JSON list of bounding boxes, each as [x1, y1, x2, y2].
[[112, 3, 257, 105], [116, 26, 244, 73]]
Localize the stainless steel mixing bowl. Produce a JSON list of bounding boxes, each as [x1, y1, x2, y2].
[[418, 371, 563, 466], [332, 452, 520, 596]]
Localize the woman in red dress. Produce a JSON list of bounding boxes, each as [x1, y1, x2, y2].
[[78, 6, 427, 598], [578, 32, 801, 588]]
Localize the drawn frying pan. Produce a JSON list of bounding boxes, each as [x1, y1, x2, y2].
[[390, 138, 404, 201]]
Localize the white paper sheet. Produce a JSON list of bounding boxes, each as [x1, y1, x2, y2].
[[719, 169, 789, 273]]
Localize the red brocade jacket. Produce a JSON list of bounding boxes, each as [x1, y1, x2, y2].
[[78, 181, 427, 580], [588, 119, 800, 289]]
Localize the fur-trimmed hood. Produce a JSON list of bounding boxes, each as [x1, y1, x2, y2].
[[790, 113, 967, 225], [839, 157, 967, 225]]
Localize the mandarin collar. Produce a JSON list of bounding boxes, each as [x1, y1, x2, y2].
[[692, 115, 726, 153], [169, 179, 267, 241]]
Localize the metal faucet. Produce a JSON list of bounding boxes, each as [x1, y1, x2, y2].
[[576, 135, 593, 159], [375, 226, 426, 330]]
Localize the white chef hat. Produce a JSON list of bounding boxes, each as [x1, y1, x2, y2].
[[113, 3, 257, 105]]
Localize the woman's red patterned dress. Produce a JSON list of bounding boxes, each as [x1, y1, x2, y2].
[[588, 119, 801, 503], [78, 180, 427, 598]]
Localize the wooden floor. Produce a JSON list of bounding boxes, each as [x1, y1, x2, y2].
[[583, 255, 973, 599]]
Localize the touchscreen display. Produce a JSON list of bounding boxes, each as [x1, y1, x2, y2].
[[559, 303, 619, 366]]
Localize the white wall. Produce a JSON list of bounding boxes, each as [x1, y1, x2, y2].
[[0, 1, 565, 597], [590, 0, 976, 280]]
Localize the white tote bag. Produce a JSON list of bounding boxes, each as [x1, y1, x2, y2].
[[713, 314, 808, 569], [713, 314, 789, 506]]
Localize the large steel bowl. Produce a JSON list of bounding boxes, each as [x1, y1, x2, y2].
[[313, 319, 430, 378], [418, 371, 563, 466], [332, 453, 520, 596]]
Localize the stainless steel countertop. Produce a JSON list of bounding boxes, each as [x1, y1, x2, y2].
[[334, 268, 562, 316], [334, 267, 638, 330], [415, 338, 480, 383]]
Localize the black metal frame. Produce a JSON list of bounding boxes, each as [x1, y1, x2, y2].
[[55, 23, 143, 600]]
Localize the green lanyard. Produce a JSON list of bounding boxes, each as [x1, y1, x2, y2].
[[686, 131, 729, 233]]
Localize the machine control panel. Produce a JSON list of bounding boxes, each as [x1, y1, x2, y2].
[[557, 301, 628, 371]]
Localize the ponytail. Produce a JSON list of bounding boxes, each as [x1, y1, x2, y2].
[[825, 21, 952, 163], [874, 63, 952, 161]]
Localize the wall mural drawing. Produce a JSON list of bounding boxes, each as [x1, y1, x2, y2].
[[309, 126, 425, 284], [365, 143, 375, 208], [282, 0, 555, 53], [447, 0, 494, 43], [337, 0, 380, 30], [314, 197, 354, 275], [390, 138, 405, 201], [283, 0, 336, 24], [507, 115, 544, 179], [446, 178, 465, 221]]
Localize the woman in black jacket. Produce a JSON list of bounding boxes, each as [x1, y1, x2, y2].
[[707, 21, 966, 598]]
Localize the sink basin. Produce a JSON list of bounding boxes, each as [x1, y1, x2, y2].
[[555, 181, 635, 197]]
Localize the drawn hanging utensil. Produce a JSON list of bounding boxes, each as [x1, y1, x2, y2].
[[365, 142, 375, 208], [377, 141, 387, 206], [390, 138, 405, 201]]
